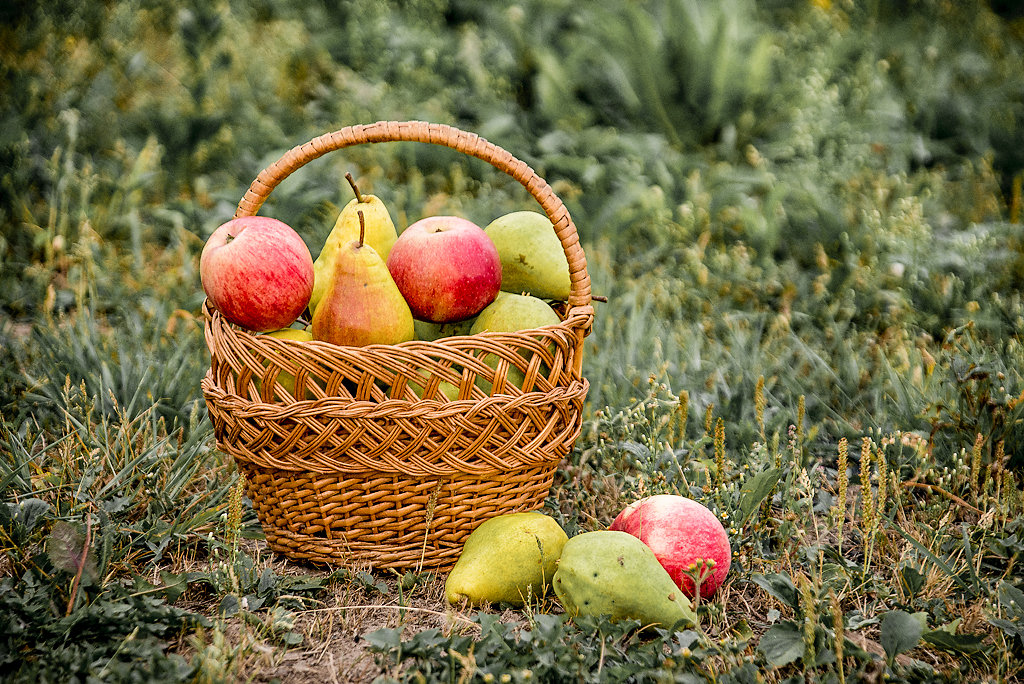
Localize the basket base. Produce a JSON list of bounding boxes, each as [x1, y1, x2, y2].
[[241, 462, 558, 570]]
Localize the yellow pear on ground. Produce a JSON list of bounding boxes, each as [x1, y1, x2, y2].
[[484, 210, 571, 300], [310, 173, 399, 315], [445, 512, 568, 607], [311, 211, 415, 347]]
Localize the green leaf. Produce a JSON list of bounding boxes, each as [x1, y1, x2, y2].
[[996, 581, 1024, 617], [159, 571, 190, 604], [758, 621, 804, 667], [19, 499, 52, 532], [988, 581, 1024, 645], [362, 627, 404, 653], [750, 573, 799, 610], [280, 631, 304, 646], [45, 521, 97, 583], [737, 467, 782, 525], [880, 610, 923, 665], [922, 629, 989, 655], [898, 564, 926, 598]]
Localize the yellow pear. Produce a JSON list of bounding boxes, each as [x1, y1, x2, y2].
[[310, 173, 399, 315], [445, 512, 568, 607], [311, 211, 415, 347], [484, 211, 571, 300]]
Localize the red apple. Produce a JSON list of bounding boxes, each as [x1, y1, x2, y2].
[[609, 494, 731, 599], [200, 216, 314, 332], [386, 216, 501, 323]]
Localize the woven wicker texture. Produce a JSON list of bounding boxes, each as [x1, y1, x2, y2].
[[202, 121, 593, 570]]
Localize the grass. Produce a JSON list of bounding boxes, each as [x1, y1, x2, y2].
[[3, 0, 1024, 681]]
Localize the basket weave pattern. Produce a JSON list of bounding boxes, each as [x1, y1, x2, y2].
[[202, 121, 593, 569]]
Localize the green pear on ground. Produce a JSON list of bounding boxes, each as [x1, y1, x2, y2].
[[445, 511, 569, 607], [552, 530, 697, 630], [310, 173, 399, 315], [484, 210, 571, 300], [311, 211, 414, 347]]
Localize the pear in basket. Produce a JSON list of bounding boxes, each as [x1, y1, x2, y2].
[[310, 173, 399, 315], [311, 211, 414, 347], [484, 210, 571, 301], [254, 327, 315, 399], [469, 292, 561, 393]]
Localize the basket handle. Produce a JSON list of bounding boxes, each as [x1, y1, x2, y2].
[[234, 121, 592, 310]]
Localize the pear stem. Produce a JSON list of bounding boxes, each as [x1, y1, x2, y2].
[[357, 210, 365, 248], [345, 172, 365, 203]]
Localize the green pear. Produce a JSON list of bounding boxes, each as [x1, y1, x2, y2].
[[310, 173, 399, 315], [406, 368, 461, 401], [311, 212, 415, 347], [553, 531, 697, 630], [445, 512, 569, 607], [484, 210, 571, 300], [258, 327, 314, 398], [414, 317, 475, 341], [469, 292, 560, 393], [469, 292, 561, 335]]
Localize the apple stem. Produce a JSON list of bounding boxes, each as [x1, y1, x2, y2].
[[357, 210, 365, 248], [345, 172, 364, 203], [225, 233, 235, 243]]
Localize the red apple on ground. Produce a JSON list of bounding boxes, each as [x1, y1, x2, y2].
[[386, 216, 501, 323], [200, 216, 314, 332], [609, 494, 731, 599]]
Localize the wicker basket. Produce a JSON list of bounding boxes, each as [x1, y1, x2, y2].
[[201, 121, 593, 570]]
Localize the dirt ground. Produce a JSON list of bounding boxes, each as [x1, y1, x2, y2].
[[188, 539, 490, 683]]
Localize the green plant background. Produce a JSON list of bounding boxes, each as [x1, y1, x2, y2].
[[3, 1, 1024, 682]]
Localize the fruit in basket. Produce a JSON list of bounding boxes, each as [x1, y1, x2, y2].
[[469, 292, 561, 394], [552, 530, 697, 629], [445, 512, 568, 607], [310, 173, 399, 315], [469, 292, 561, 335], [200, 216, 314, 332], [386, 216, 501, 323], [484, 211, 571, 300], [406, 368, 460, 401], [413, 318, 475, 341], [609, 495, 731, 599], [311, 211, 415, 347], [256, 327, 315, 399]]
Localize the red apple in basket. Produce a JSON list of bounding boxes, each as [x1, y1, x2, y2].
[[610, 494, 731, 599], [200, 216, 314, 332], [386, 216, 502, 323]]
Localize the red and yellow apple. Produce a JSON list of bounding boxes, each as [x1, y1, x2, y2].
[[609, 494, 731, 599], [386, 216, 501, 323], [200, 216, 314, 332]]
